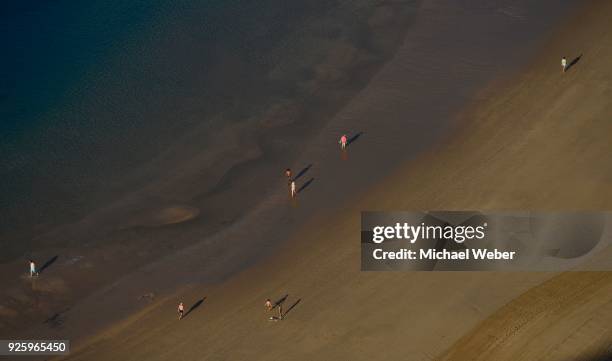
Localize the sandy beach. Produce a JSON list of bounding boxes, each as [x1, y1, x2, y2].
[[53, 1, 612, 360], [2, 0, 612, 360]]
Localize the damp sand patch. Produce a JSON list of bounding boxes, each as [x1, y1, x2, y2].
[[126, 205, 200, 228]]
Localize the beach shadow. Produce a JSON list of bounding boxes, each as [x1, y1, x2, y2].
[[282, 299, 301, 318], [273, 294, 289, 309], [566, 54, 582, 72], [298, 178, 314, 193], [39, 256, 59, 274], [293, 164, 312, 181], [184, 297, 206, 318], [43, 308, 69, 328], [347, 132, 363, 146]]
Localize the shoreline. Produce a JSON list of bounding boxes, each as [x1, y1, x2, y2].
[[1, 0, 422, 338], [1, 0, 597, 358]]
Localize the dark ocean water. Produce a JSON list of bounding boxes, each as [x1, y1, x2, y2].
[[0, 0, 179, 143], [0, 0, 247, 241], [1, 2, 166, 249], [1, 0, 186, 217]]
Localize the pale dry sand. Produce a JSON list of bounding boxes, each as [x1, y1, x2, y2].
[[54, 1, 612, 360]]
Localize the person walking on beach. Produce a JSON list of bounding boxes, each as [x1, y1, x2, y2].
[[339, 134, 348, 150], [561, 56, 567, 73], [29, 260, 38, 277], [265, 299, 273, 311], [178, 302, 185, 320], [290, 180, 297, 198], [285, 168, 292, 181]]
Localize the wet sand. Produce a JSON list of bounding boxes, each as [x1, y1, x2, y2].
[[46, 1, 612, 360]]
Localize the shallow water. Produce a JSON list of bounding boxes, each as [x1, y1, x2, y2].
[[0, 0, 421, 260]]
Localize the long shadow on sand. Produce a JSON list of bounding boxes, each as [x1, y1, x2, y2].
[[347, 132, 363, 146], [39, 256, 59, 274], [273, 294, 289, 309], [43, 307, 70, 328], [184, 297, 207, 318], [293, 164, 313, 181], [298, 178, 314, 194], [566, 54, 582, 72], [282, 299, 301, 318]]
